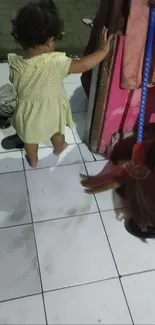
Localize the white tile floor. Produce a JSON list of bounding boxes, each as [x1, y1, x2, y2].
[[0, 63, 155, 325]]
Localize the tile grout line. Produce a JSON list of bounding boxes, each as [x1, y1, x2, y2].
[[1, 140, 149, 323], [0, 211, 100, 230], [42, 276, 119, 294], [0, 149, 21, 154], [0, 141, 73, 156], [72, 124, 79, 144], [0, 149, 89, 175], [22, 157, 48, 325], [98, 207, 134, 324], [83, 161, 134, 324], [78, 143, 95, 163], [0, 207, 128, 230], [1, 153, 155, 318], [1, 267, 155, 306], [0, 277, 119, 305], [0, 292, 41, 306], [0, 162, 87, 175], [120, 268, 155, 278], [24, 161, 85, 172]]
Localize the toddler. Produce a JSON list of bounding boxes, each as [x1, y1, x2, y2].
[[8, 0, 112, 167]]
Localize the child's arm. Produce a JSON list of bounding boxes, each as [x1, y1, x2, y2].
[[69, 28, 113, 74], [69, 49, 109, 74]]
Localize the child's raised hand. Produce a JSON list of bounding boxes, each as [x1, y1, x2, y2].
[[100, 27, 113, 56], [69, 27, 114, 74]]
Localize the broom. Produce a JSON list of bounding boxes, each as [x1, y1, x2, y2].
[[81, 2, 155, 231]]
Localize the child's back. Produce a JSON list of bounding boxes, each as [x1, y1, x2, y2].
[[9, 0, 112, 167], [9, 52, 73, 144]]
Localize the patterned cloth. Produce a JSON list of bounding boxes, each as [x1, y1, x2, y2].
[[121, 0, 155, 89], [0, 83, 16, 117], [8, 52, 74, 143]]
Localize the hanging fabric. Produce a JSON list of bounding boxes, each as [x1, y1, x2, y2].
[[90, 35, 118, 152], [98, 35, 155, 156], [90, 0, 127, 152], [121, 0, 155, 89]]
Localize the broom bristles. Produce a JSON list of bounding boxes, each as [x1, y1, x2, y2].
[[80, 165, 123, 193], [84, 183, 118, 194], [126, 173, 155, 229]]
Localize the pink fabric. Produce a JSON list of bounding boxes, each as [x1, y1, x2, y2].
[[98, 34, 155, 155], [99, 36, 141, 154], [121, 0, 155, 89]]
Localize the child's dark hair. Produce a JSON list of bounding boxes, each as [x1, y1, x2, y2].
[[11, 0, 64, 49]]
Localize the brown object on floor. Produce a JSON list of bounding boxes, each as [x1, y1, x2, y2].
[[81, 127, 155, 196], [126, 139, 155, 230], [105, 125, 155, 162], [125, 217, 155, 239], [81, 135, 155, 231], [80, 130, 155, 191]]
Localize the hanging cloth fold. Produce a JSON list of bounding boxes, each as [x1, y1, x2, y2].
[[0, 84, 17, 117], [121, 0, 155, 89]]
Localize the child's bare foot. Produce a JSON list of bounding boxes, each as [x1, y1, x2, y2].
[[25, 155, 38, 168], [53, 142, 68, 156]]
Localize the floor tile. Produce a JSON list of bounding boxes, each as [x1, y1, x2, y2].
[[65, 127, 75, 144], [65, 84, 87, 113], [0, 151, 23, 173], [79, 143, 94, 162], [35, 213, 117, 291], [44, 279, 132, 324], [93, 153, 106, 161], [85, 161, 126, 211], [72, 112, 86, 143], [23, 145, 82, 170], [122, 272, 155, 325], [64, 73, 81, 84], [0, 63, 147, 325], [0, 224, 41, 301], [101, 209, 155, 275], [0, 172, 31, 228], [0, 294, 46, 325], [26, 164, 98, 222], [39, 139, 52, 148]]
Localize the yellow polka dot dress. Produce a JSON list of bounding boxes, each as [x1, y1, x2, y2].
[[8, 52, 74, 144]]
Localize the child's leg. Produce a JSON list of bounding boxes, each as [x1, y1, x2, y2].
[[24, 143, 38, 168], [51, 133, 68, 155]]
